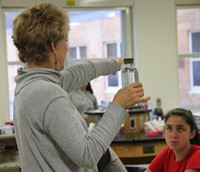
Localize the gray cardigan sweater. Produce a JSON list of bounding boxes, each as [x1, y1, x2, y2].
[[14, 59, 128, 172]]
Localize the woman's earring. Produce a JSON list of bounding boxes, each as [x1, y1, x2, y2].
[[54, 57, 60, 71]]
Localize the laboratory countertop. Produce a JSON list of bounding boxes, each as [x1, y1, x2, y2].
[[112, 132, 164, 144], [85, 108, 152, 116]]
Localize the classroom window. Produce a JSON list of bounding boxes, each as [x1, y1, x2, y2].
[[177, 8, 200, 108], [5, 12, 23, 120], [105, 42, 122, 89], [4, 8, 131, 120]]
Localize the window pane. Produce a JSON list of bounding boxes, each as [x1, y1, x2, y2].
[[108, 74, 118, 86], [192, 32, 200, 53], [106, 43, 118, 87], [79, 46, 86, 59], [177, 9, 200, 55], [5, 11, 23, 120], [69, 47, 77, 58], [107, 43, 117, 57], [5, 12, 21, 62], [105, 42, 121, 88], [178, 57, 200, 107], [8, 64, 23, 120], [193, 60, 200, 86]]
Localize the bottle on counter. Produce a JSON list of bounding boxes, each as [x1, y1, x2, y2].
[[121, 58, 139, 87], [154, 98, 164, 120]]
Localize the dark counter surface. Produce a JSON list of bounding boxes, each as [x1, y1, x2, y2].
[[112, 132, 164, 144], [85, 109, 106, 116], [85, 108, 152, 116]]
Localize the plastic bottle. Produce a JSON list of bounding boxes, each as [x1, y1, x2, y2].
[[121, 58, 139, 87]]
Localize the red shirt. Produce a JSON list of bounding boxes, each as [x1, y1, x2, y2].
[[148, 145, 200, 172]]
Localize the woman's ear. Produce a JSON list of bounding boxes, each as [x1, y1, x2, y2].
[[190, 130, 196, 139], [50, 42, 56, 54]]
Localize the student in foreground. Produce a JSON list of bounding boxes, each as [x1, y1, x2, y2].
[[12, 2, 150, 172], [145, 108, 200, 172]]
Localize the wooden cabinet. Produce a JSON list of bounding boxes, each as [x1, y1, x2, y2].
[[123, 109, 151, 134], [111, 141, 166, 158], [111, 132, 166, 165]]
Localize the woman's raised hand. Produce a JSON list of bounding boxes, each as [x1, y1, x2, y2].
[[112, 82, 151, 109]]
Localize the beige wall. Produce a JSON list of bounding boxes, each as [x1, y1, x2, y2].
[[133, 0, 179, 112], [0, 6, 10, 125]]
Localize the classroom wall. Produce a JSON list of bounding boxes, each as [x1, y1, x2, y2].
[[133, 0, 179, 112], [0, 0, 178, 125], [0, 6, 10, 125]]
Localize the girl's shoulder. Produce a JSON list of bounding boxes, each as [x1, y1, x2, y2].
[[190, 144, 200, 156], [191, 144, 200, 151], [186, 145, 200, 169]]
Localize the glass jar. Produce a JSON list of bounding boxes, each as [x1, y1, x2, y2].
[[121, 58, 139, 87]]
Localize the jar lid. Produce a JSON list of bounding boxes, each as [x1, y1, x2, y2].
[[124, 58, 134, 64]]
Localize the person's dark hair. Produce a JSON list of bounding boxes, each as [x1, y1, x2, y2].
[[85, 82, 93, 94], [165, 108, 200, 145]]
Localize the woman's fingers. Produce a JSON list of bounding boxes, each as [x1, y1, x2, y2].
[[112, 82, 151, 109]]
